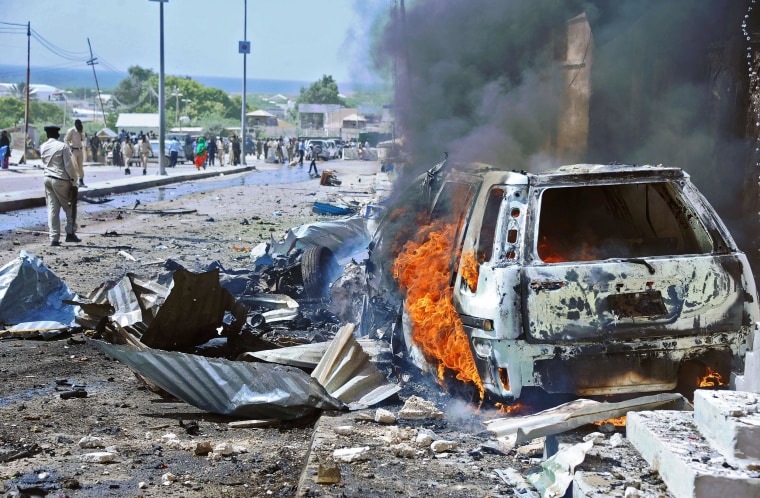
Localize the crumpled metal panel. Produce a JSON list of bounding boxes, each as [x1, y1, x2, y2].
[[139, 267, 246, 350], [271, 215, 370, 263], [0, 251, 79, 330], [89, 339, 345, 419]]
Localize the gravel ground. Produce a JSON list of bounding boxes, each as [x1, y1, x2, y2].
[[0, 158, 669, 497]]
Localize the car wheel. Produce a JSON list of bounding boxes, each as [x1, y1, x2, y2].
[[301, 245, 340, 298]]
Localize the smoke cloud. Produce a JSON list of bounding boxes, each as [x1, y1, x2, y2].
[[372, 0, 751, 220]]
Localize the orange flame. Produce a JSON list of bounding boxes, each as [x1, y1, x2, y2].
[[592, 416, 627, 427], [698, 366, 726, 387], [460, 251, 480, 292], [495, 402, 526, 416], [393, 219, 485, 399]]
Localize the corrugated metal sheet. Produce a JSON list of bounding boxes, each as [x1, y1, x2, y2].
[[89, 340, 344, 420]]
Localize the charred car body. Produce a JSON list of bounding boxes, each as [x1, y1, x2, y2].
[[363, 162, 759, 401]]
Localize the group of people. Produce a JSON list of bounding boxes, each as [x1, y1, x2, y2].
[[189, 135, 242, 169]]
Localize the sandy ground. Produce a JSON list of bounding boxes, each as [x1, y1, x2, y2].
[[0, 159, 665, 497]]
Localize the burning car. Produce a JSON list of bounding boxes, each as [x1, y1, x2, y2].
[[362, 161, 760, 402]]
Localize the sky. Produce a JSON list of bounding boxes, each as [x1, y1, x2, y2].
[[1, 0, 387, 85]]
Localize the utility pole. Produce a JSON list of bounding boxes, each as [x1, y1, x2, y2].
[[86, 38, 107, 124], [24, 21, 30, 164], [171, 86, 182, 126], [150, 0, 168, 175], [240, 0, 250, 163]]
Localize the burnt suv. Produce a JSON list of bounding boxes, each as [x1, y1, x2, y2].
[[363, 162, 759, 401]]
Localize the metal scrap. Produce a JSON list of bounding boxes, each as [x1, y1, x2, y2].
[[484, 393, 691, 444], [0, 251, 80, 338], [90, 323, 399, 419]]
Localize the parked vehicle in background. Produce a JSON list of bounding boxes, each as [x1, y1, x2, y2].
[[306, 139, 339, 160], [147, 139, 172, 163], [362, 161, 760, 403], [166, 133, 193, 163]]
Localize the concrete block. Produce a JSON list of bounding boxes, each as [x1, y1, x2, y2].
[[735, 349, 760, 393], [693, 390, 760, 467], [627, 411, 760, 498]]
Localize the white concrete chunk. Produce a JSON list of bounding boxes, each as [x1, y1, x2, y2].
[[627, 411, 760, 498], [693, 389, 760, 467], [79, 451, 118, 463], [333, 446, 371, 463], [430, 440, 457, 453], [397, 395, 444, 419]]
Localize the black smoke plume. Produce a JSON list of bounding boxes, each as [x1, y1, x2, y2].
[[372, 0, 753, 223]]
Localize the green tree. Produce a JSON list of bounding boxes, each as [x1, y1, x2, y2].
[[112, 66, 157, 111], [196, 112, 236, 139], [29, 101, 64, 126], [0, 97, 25, 128], [297, 75, 345, 106]]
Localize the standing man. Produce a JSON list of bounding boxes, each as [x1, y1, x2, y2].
[[231, 135, 241, 165], [217, 137, 227, 166], [207, 135, 217, 167], [139, 135, 151, 175], [122, 137, 134, 175], [90, 134, 101, 163], [298, 138, 305, 166], [169, 137, 180, 167], [64, 119, 86, 187], [41, 125, 80, 246]]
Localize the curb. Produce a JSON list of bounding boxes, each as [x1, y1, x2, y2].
[[0, 165, 258, 213]]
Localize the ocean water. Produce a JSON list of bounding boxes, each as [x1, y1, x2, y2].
[[0, 64, 324, 95]]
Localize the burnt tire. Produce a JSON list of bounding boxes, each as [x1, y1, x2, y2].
[[301, 245, 340, 298]]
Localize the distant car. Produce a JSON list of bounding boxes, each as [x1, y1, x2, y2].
[[146, 139, 187, 166], [306, 139, 339, 160], [166, 133, 193, 163]]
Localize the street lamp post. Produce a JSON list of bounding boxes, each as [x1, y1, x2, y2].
[[171, 86, 183, 127], [180, 98, 191, 131], [150, 0, 168, 175], [239, 0, 250, 164], [61, 92, 68, 128]]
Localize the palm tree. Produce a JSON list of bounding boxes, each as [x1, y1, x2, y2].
[[8, 82, 36, 100]]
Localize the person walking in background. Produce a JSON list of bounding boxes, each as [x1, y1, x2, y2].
[[231, 135, 241, 165], [217, 137, 227, 166], [194, 136, 207, 170], [207, 136, 217, 167], [0, 130, 10, 169], [64, 119, 86, 187], [308, 142, 320, 177], [139, 135, 151, 175], [256, 138, 262, 160], [122, 137, 134, 175], [114, 139, 123, 166], [90, 134, 101, 163], [169, 137, 180, 168], [41, 125, 80, 246], [298, 138, 305, 166]]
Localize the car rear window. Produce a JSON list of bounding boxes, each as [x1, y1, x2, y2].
[[536, 182, 713, 263]]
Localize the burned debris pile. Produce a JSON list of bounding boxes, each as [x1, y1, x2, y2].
[[0, 213, 399, 420]]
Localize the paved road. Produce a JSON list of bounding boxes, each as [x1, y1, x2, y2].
[[0, 155, 263, 213]]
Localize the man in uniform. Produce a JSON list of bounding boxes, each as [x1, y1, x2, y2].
[[41, 125, 81, 246], [64, 119, 86, 187]]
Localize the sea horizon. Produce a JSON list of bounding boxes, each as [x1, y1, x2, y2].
[[0, 64, 372, 96]]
